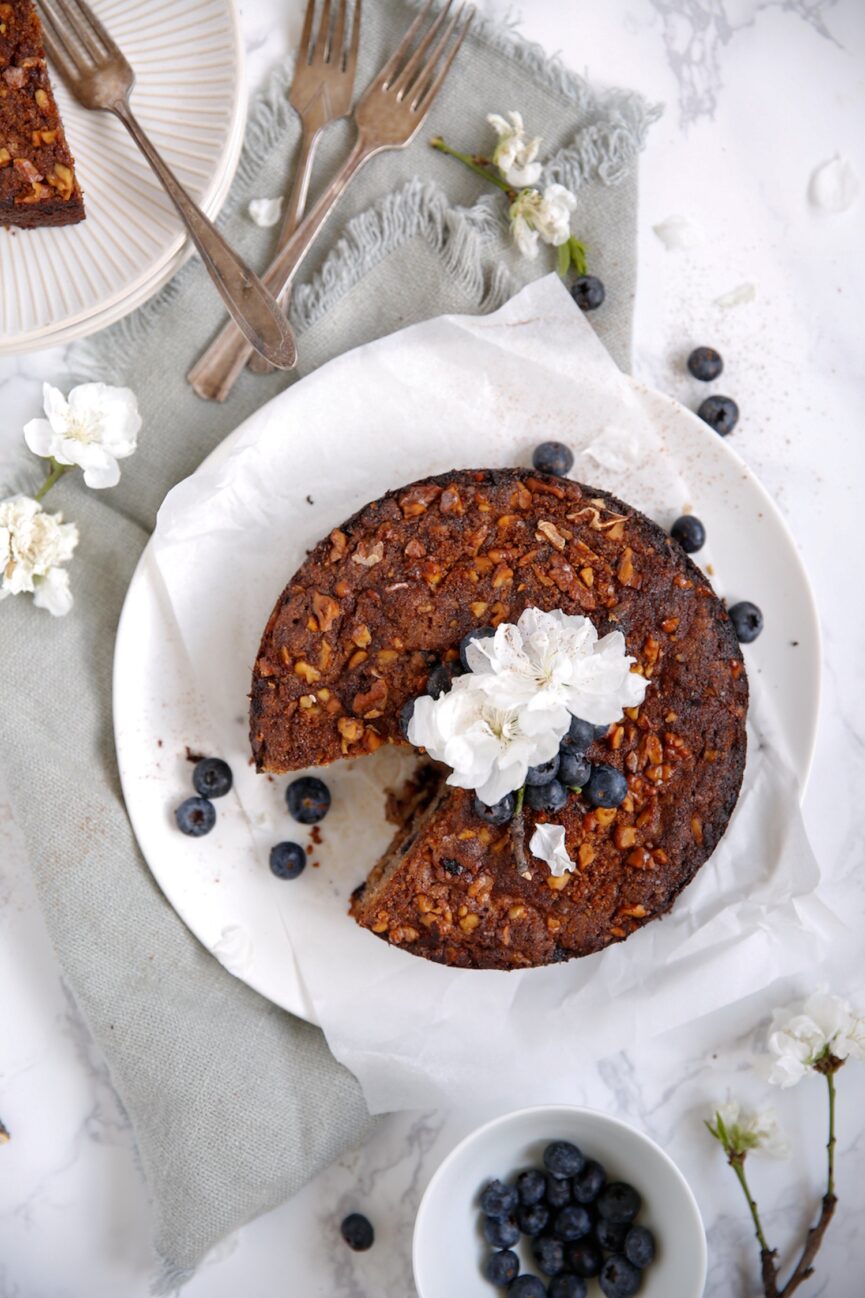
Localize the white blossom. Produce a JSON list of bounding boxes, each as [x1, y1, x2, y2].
[[529, 822, 574, 876], [711, 1100, 789, 1158], [408, 673, 564, 806], [486, 110, 543, 187], [0, 495, 78, 615], [765, 991, 865, 1088], [508, 184, 577, 259], [24, 382, 141, 490], [465, 607, 647, 726], [248, 196, 283, 228]]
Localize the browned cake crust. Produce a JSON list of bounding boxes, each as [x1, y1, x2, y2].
[[0, 0, 85, 229], [251, 468, 748, 969]]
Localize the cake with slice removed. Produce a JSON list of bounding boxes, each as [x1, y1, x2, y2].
[[0, 0, 85, 229], [251, 468, 748, 969]]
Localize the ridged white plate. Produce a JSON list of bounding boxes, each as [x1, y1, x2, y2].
[[0, 0, 244, 353]]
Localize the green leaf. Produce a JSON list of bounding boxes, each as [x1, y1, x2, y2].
[[556, 241, 571, 278], [568, 237, 588, 277]]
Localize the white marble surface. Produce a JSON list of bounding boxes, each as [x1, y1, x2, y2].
[[2, 1, 865, 1295]]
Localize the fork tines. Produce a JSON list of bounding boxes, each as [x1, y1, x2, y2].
[[300, 0, 362, 71], [380, 0, 474, 112], [37, 0, 124, 72]]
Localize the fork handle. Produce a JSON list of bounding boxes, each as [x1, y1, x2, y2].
[[188, 137, 372, 403], [247, 121, 321, 377], [114, 104, 297, 371]]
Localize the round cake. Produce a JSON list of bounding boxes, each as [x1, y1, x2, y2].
[[251, 468, 748, 969]]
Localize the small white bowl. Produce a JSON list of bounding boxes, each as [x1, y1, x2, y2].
[[413, 1105, 706, 1298]]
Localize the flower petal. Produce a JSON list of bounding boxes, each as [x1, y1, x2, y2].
[[33, 566, 73, 616], [23, 418, 57, 459]]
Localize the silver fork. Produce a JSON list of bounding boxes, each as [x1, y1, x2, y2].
[[37, 0, 297, 370], [248, 0, 362, 377], [188, 0, 474, 402]]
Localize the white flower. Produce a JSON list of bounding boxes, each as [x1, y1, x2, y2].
[[408, 674, 564, 806], [465, 607, 647, 726], [0, 495, 78, 615], [529, 822, 574, 876], [711, 1101, 789, 1158], [508, 184, 577, 260], [24, 382, 141, 490], [765, 991, 865, 1088], [486, 110, 543, 187], [248, 196, 283, 228]]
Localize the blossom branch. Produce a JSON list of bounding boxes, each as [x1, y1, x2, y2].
[[34, 456, 72, 502], [430, 136, 516, 198], [0, 1116, 9, 1144]]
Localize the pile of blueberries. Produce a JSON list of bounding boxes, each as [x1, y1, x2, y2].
[[479, 1140, 655, 1298], [687, 346, 739, 439], [175, 756, 233, 837], [175, 757, 333, 883]]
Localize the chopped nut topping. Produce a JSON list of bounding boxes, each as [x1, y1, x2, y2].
[[351, 539, 384, 567], [536, 519, 567, 551]]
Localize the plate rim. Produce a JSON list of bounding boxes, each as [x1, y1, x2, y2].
[[0, 0, 245, 354], [113, 377, 822, 1026]]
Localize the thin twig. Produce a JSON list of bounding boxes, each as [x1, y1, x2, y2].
[[512, 785, 530, 878], [0, 1116, 9, 1144], [34, 457, 71, 502], [430, 136, 516, 200]]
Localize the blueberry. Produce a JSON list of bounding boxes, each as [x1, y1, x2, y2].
[[269, 841, 306, 880], [340, 1213, 374, 1251], [399, 697, 416, 740], [286, 776, 330, 824], [697, 394, 739, 436], [484, 1250, 520, 1287], [593, 723, 610, 741], [532, 441, 574, 477], [595, 1217, 629, 1252], [525, 779, 568, 813], [549, 1276, 588, 1298], [459, 625, 496, 670], [426, 663, 453, 698], [572, 1160, 607, 1205], [599, 1254, 642, 1298], [480, 1179, 519, 1219], [544, 1141, 586, 1179], [517, 1202, 550, 1236], [624, 1225, 656, 1269], [484, 1215, 520, 1249], [558, 749, 591, 789], [525, 754, 560, 786], [174, 796, 215, 837], [571, 275, 606, 311], [583, 764, 628, 809], [567, 1239, 603, 1277], [687, 346, 723, 381], [508, 1278, 547, 1298], [531, 1235, 565, 1276], [516, 1169, 547, 1206], [473, 792, 516, 825], [728, 600, 764, 643], [554, 1205, 592, 1242], [670, 514, 706, 554], [544, 1173, 572, 1209], [597, 1183, 641, 1225], [564, 716, 595, 752], [192, 757, 233, 798]]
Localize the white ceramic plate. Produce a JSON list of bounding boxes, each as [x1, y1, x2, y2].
[[412, 1105, 706, 1298], [0, 0, 244, 353], [113, 379, 821, 1027]]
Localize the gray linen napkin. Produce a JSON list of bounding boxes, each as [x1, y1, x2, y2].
[[0, 2, 659, 1287]]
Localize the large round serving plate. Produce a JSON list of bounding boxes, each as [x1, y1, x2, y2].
[[113, 307, 820, 1026], [0, 0, 244, 354]]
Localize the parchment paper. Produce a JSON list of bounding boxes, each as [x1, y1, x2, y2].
[[151, 277, 843, 1112]]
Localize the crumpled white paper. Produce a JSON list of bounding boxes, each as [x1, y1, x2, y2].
[[151, 276, 844, 1113]]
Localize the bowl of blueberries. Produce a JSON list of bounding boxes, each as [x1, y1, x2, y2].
[[412, 1105, 705, 1298]]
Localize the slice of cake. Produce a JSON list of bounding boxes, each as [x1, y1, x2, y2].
[[251, 468, 748, 969], [0, 0, 85, 229]]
